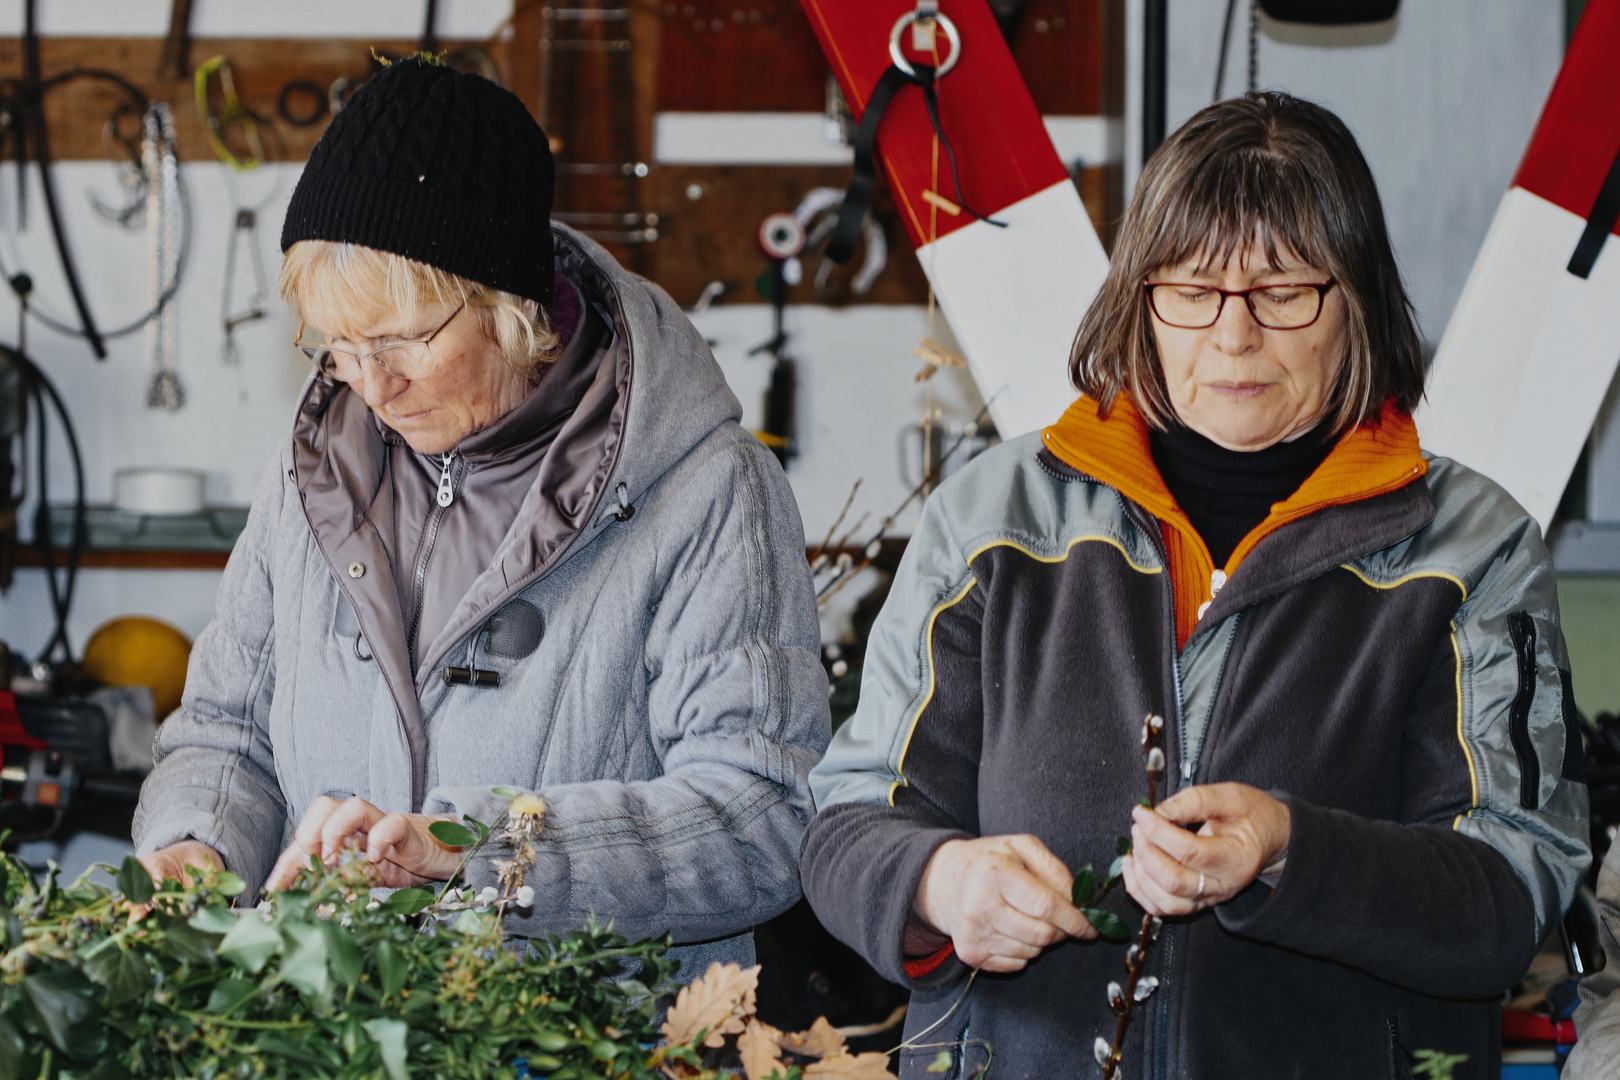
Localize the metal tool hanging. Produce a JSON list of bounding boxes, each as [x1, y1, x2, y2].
[[143, 103, 184, 411], [220, 203, 270, 366], [194, 56, 265, 172]]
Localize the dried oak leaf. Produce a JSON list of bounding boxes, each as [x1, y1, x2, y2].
[[738, 1019, 787, 1080], [803, 1052, 894, 1079], [778, 1016, 847, 1059], [661, 961, 761, 1048]]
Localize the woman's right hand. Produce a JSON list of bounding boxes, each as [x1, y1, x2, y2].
[[138, 840, 224, 888], [912, 834, 1097, 973]]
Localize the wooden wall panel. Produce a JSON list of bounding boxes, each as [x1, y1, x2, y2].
[[657, 0, 824, 112], [0, 36, 503, 162], [643, 162, 1111, 308], [657, 0, 1121, 116]]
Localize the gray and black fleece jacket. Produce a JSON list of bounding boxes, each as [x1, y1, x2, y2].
[[801, 400, 1590, 1080]]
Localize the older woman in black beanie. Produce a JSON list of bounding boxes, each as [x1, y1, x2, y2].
[[133, 58, 829, 978]]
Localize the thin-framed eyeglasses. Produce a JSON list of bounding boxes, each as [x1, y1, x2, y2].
[[1143, 278, 1337, 330], [294, 301, 466, 381]]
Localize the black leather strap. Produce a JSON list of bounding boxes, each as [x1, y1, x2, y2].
[[826, 64, 1007, 265], [1567, 143, 1620, 280]]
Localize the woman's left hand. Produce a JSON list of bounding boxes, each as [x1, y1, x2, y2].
[[1122, 782, 1291, 917], [265, 796, 466, 891]]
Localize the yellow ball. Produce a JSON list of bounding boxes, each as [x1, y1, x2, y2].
[[81, 617, 193, 720]]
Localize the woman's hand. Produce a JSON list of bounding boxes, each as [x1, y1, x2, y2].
[[265, 796, 466, 891], [912, 834, 1097, 973], [139, 840, 224, 888], [1122, 782, 1291, 917]]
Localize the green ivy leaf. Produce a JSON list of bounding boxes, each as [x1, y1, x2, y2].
[[428, 820, 478, 848], [362, 1018, 410, 1080], [1116, 835, 1132, 854], [375, 940, 410, 999], [1081, 908, 1132, 943], [319, 921, 364, 988], [255, 1033, 334, 1070], [81, 946, 149, 1008], [466, 815, 492, 843], [212, 871, 246, 897], [187, 907, 240, 935], [1106, 854, 1128, 885], [279, 922, 331, 999], [380, 888, 434, 916], [0, 1016, 25, 1080], [205, 977, 257, 1015], [217, 914, 282, 974], [114, 856, 153, 905], [21, 967, 101, 1057], [1072, 865, 1095, 908], [491, 786, 521, 798]]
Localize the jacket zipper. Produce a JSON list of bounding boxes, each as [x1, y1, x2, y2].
[[406, 451, 462, 669]]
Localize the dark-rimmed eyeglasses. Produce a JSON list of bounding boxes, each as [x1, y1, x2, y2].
[[294, 302, 466, 382], [1143, 279, 1337, 330]]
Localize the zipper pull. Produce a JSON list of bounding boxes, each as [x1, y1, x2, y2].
[[1196, 570, 1228, 621], [437, 452, 457, 508]]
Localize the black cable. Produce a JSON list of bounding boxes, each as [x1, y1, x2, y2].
[[23, 0, 105, 359], [10, 344, 84, 665], [0, 69, 192, 343], [1214, 0, 1239, 103]]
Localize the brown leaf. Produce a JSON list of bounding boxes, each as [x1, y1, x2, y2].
[[739, 1019, 787, 1080], [803, 1052, 895, 1079], [778, 1015, 847, 1060], [661, 961, 761, 1049]]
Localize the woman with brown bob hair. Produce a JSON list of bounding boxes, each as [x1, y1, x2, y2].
[[799, 92, 1589, 1078]]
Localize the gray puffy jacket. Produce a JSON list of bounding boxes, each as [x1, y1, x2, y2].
[[134, 227, 831, 976]]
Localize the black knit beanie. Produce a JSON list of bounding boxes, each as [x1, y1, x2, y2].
[[280, 57, 555, 306]]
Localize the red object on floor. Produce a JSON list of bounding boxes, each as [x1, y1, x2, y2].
[[1501, 1009, 1578, 1046], [0, 691, 46, 752]]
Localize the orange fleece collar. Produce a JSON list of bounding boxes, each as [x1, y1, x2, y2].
[[1041, 395, 1427, 644]]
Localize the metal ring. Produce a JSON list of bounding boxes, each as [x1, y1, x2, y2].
[[276, 79, 328, 128], [1194, 872, 1206, 904], [888, 11, 962, 78]]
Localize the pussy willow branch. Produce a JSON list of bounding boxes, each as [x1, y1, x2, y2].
[[1102, 715, 1166, 1080]]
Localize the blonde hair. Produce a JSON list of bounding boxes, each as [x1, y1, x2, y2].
[[279, 240, 560, 374]]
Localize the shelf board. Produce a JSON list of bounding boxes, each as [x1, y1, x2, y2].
[[13, 547, 230, 570]]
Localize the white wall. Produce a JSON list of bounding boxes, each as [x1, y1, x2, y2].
[[1127, 0, 1564, 344], [0, 0, 1574, 658]]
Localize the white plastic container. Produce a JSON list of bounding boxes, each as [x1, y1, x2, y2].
[[113, 467, 206, 516]]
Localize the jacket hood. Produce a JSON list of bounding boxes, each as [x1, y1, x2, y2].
[[1041, 394, 1428, 645], [292, 223, 742, 589], [289, 225, 743, 804]]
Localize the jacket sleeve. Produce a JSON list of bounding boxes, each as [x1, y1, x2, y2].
[[132, 450, 290, 896], [1567, 847, 1620, 1079], [798, 494, 981, 989], [1219, 492, 1591, 998], [425, 433, 829, 944]]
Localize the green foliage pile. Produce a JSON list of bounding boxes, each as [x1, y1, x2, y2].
[[0, 846, 681, 1080]]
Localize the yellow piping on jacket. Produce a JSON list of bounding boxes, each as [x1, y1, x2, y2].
[[1336, 564, 1480, 826], [887, 536, 1163, 805]]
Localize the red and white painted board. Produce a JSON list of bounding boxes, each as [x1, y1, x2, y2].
[[799, 0, 1109, 439], [1416, 0, 1620, 530]]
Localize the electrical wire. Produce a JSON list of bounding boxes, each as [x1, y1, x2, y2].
[[0, 68, 192, 345], [4, 340, 85, 665]]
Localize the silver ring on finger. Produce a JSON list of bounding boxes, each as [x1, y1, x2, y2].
[[1194, 871, 1207, 907]]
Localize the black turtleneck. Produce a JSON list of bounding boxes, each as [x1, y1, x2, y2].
[[1149, 421, 1334, 567]]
